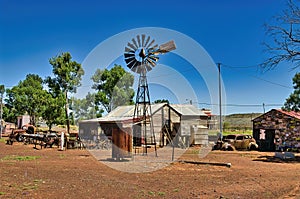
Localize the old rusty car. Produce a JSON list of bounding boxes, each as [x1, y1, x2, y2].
[[213, 134, 259, 151]]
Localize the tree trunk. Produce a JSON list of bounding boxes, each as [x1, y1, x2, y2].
[[65, 90, 70, 135], [30, 115, 36, 126]]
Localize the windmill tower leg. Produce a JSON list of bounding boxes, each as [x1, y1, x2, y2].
[[134, 73, 157, 156]]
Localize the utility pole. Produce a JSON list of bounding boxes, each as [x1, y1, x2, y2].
[[217, 63, 222, 139], [0, 85, 4, 139]]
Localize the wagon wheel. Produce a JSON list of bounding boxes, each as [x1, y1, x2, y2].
[[16, 134, 24, 142]]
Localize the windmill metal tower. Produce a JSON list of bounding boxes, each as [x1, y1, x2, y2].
[[124, 34, 176, 155]]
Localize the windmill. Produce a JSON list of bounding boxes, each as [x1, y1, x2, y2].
[[124, 34, 176, 155]]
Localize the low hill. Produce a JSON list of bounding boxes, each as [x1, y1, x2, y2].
[[223, 113, 262, 131]]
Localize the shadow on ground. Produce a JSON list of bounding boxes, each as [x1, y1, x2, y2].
[[253, 155, 300, 163], [99, 158, 131, 162]]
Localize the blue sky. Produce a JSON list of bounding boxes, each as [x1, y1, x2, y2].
[[0, 0, 297, 114]]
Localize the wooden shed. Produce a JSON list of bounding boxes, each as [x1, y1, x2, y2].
[[252, 109, 300, 151]]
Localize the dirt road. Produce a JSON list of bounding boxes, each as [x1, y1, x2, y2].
[[0, 142, 299, 198]]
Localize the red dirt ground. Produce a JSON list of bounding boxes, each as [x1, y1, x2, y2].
[[0, 141, 299, 199]]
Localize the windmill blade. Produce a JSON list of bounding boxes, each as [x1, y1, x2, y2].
[[124, 52, 135, 59], [125, 47, 135, 54], [132, 38, 139, 49], [127, 42, 137, 51], [144, 63, 153, 72], [146, 39, 155, 48], [141, 34, 146, 47], [125, 59, 136, 68], [125, 56, 136, 65], [137, 35, 141, 47], [148, 44, 159, 55], [131, 65, 138, 73], [144, 36, 150, 47], [146, 58, 156, 67], [127, 59, 138, 69], [131, 61, 141, 73], [159, 40, 176, 53], [148, 55, 159, 62], [126, 58, 135, 66], [136, 65, 142, 74], [148, 44, 159, 52]]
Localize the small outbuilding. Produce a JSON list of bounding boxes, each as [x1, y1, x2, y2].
[[252, 109, 300, 151]]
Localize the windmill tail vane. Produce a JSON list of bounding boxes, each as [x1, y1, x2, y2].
[[157, 40, 176, 54]]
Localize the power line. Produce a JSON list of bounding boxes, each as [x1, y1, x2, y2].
[[222, 64, 259, 69], [221, 63, 293, 89], [197, 102, 282, 107], [249, 75, 293, 89]]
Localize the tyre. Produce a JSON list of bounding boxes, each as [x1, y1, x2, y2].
[[16, 134, 24, 142], [249, 143, 258, 151], [227, 145, 235, 151]]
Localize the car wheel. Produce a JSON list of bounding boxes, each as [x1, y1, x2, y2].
[[249, 143, 258, 151], [227, 145, 235, 151]]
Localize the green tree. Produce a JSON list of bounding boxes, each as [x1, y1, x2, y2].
[[283, 72, 300, 111], [223, 122, 231, 132], [71, 92, 104, 123], [0, 85, 4, 97], [45, 52, 84, 133], [153, 99, 169, 104], [5, 74, 47, 125], [92, 64, 135, 113], [41, 92, 65, 130], [262, 0, 300, 70]]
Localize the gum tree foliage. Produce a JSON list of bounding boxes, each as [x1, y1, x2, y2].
[[283, 72, 300, 111], [5, 74, 48, 125], [71, 92, 104, 123], [41, 92, 65, 130], [92, 64, 135, 113], [45, 52, 84, 133], [0, 85, 4, 97], [153, 99, 169, 104]]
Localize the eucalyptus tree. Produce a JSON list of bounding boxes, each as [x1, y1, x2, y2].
[[283, 72, 300, 111], [91, 64, 135, 113], [71, 92, 103, 123], [45, 52, 84, 134], [5, 74, 47, 125]]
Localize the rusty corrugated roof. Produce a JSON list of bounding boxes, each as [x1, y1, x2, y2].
[[171, 104, 207, 116], [80, 103, 167, 123], [277, 109, 300, 120], [80, 103, 207, 123]]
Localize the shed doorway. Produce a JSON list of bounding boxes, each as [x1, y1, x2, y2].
[[259, 129, 275, 151]]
